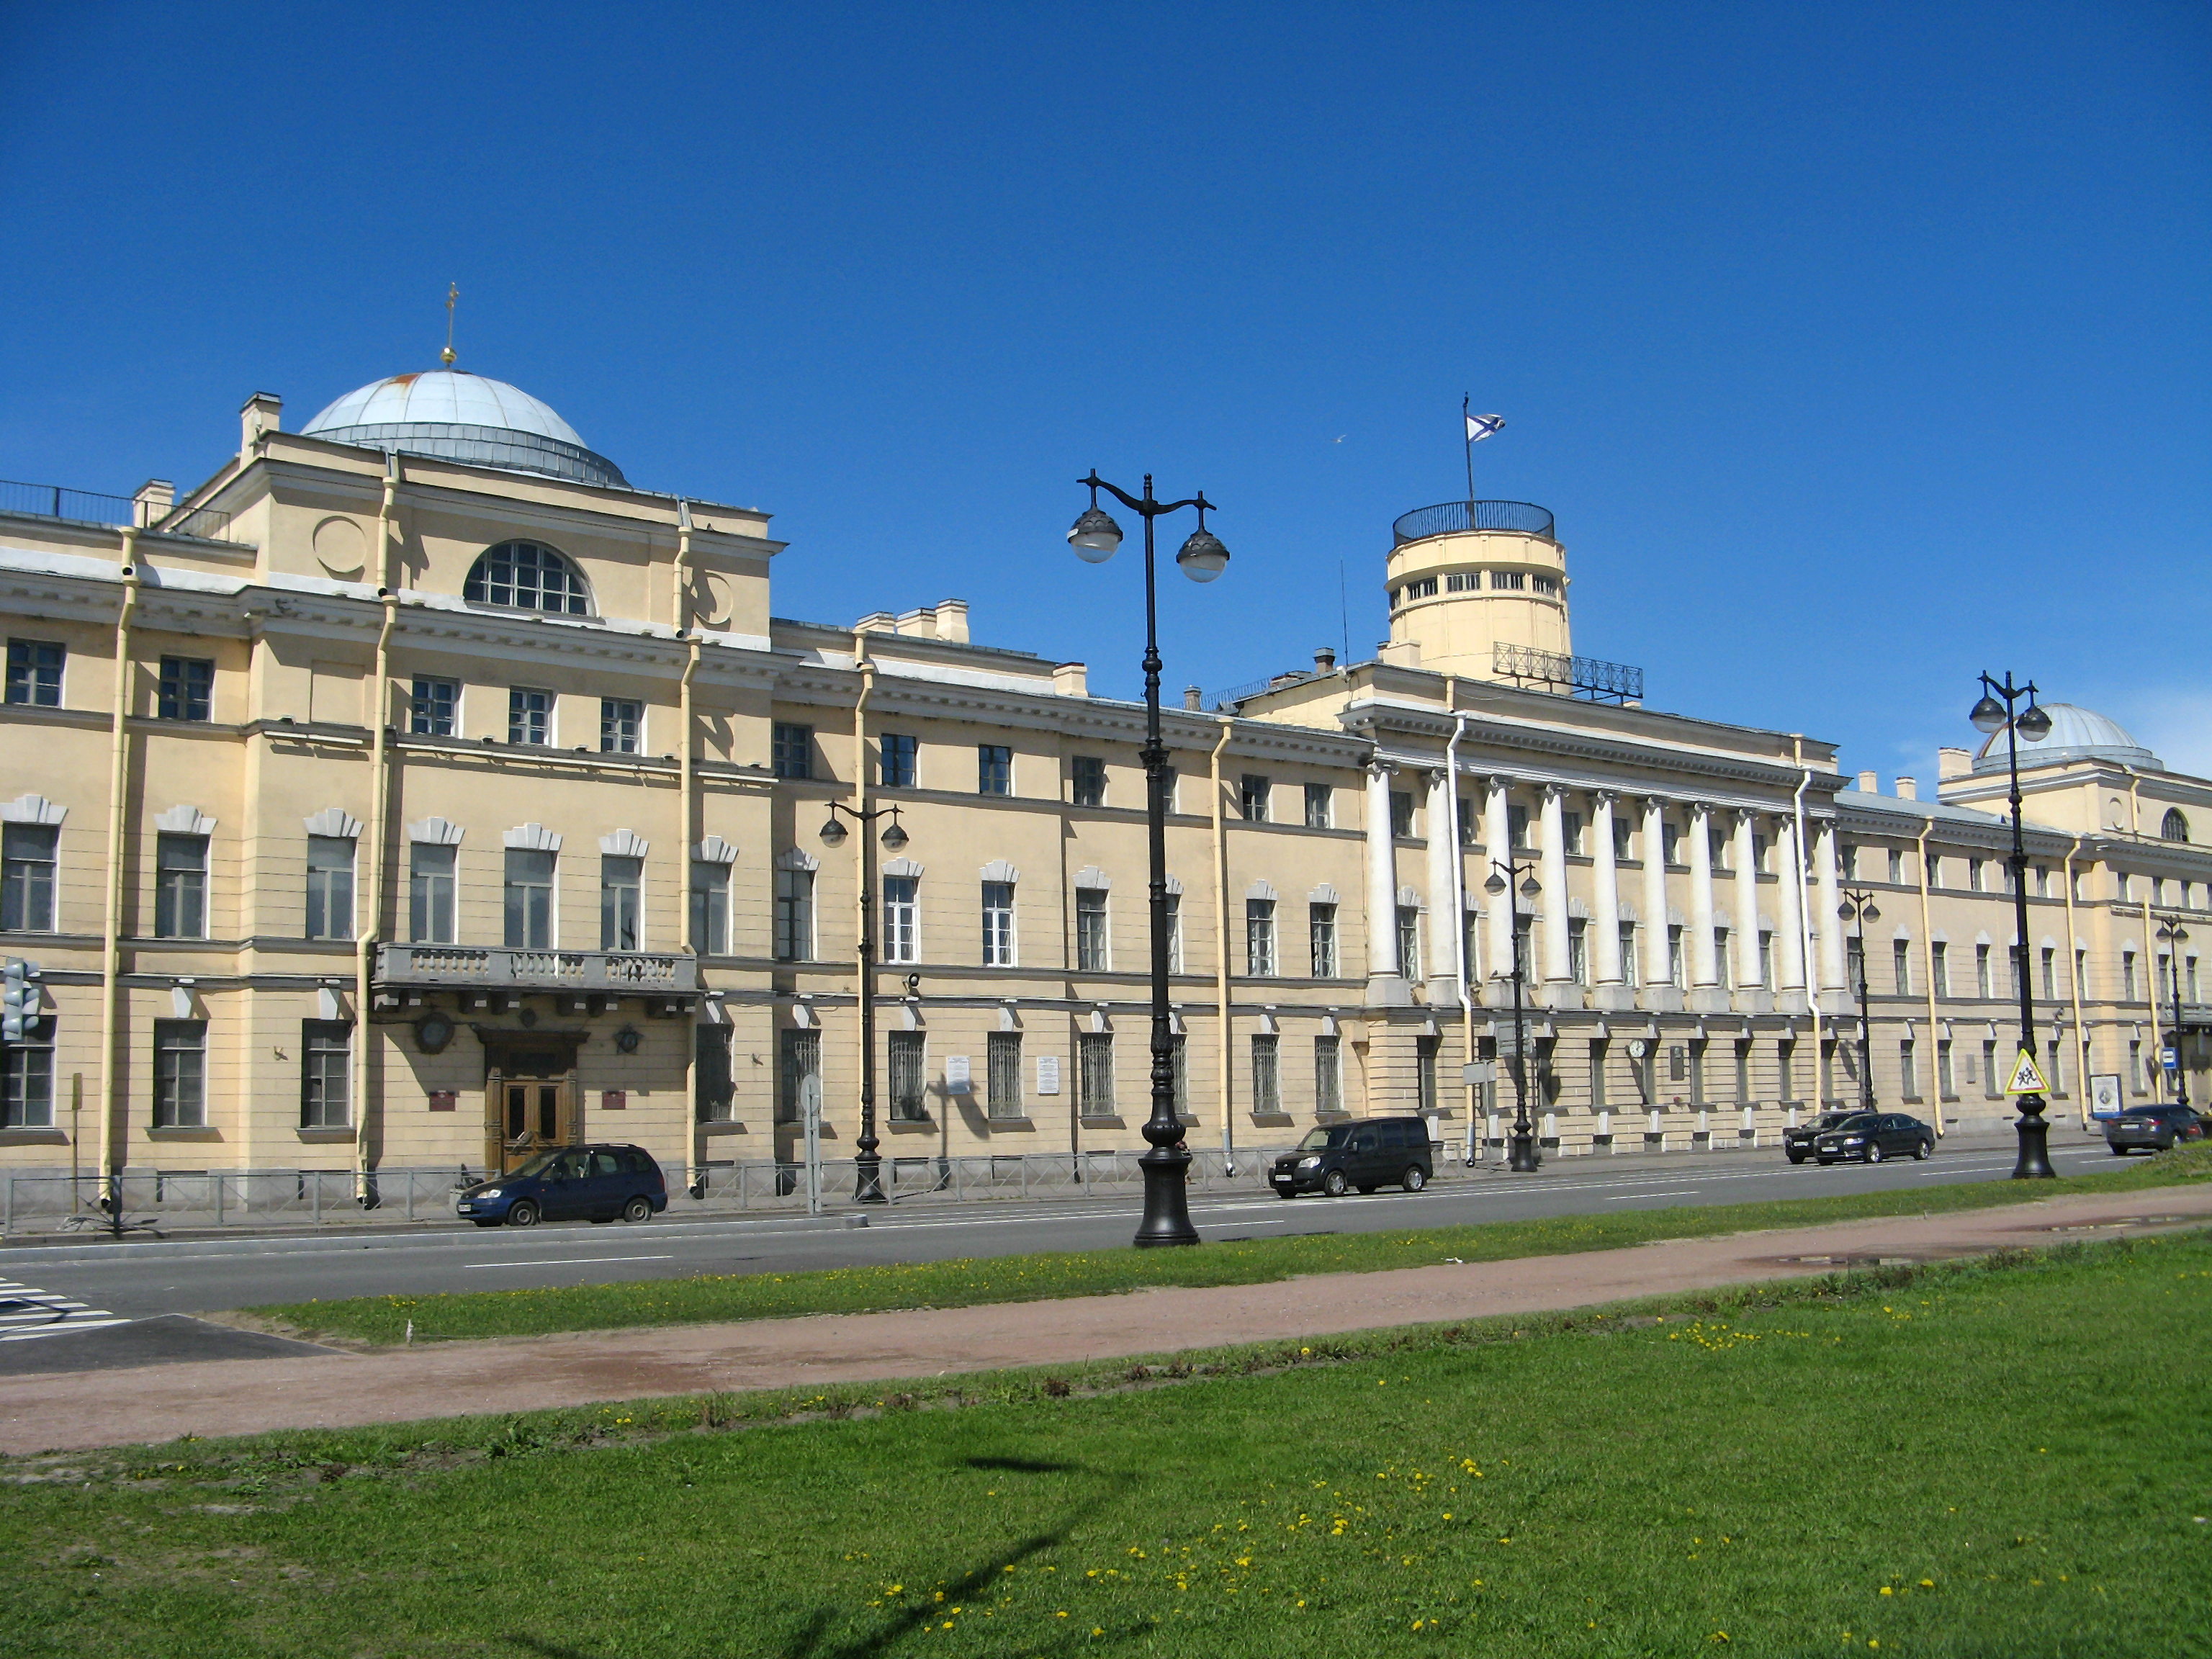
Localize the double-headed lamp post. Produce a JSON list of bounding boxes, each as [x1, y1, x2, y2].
[[1837, 888, 1881, 1112], [819, 800, 908, 1203], [2155, 915, 2190, 1107], [1069, 471, 1228, 1249], [1969, 670, 2055, 1179], [1483, 856, 1544, 1172]]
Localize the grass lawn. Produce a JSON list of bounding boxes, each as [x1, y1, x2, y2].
[[5, 1233, 2209, 1657], [248, 1142, 2212, 1345]]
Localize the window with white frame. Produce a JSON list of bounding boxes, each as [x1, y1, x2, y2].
[[301, 1020, 351, 1128], [1, 1012, 54, 1127], [600, 698, 642, 753], [305, 835, 354, 941], [2041, 947, 2058, 1000], [1309, 902, 1338, 977], [1303, 783, 1331, 829], [410, 843, 457, 944], [410, 676, 458, 736], [2123, 948, 2139, 1001], [982, 881, 1016, 967], [504, 849, 557, 949], [1390, 792, 1415, 838], [154, 833, 208, 938], [881, 733, 919, 789], [691, 861, 730, 955], [883, 876, 920, 963], [153, 1019, 207, 1128], [774, 866, 814, 961], [1758, 930, 1774, 990], [1, 823, 58, 932], [464, 541, 590, 614], [5, 639, 63, 706], [1077, 1031, 1115, 1117], [1619, 921, 1638, 986], [1899, 1038, 1918, 1099], [977, 745, 1012, 796], [1397, 906, 1421, 979], [1892, 938, 1912, 996], [1164, 891, 1182, 974], [986, 1030, 1023, 1120], [158, 655, 213, 721], [1668, 924, 1686, 989], [1937, 1038, 1956, 1100], [1070, 755, 1105, 807], [1975, 943, 1992, 998], [601, 855, 642, 950], [1075, 887, 1108, 972], [1240, 774, 1271, 822], [1567, 917, 1588, 986], [1246, 898, 1277, 976], [508, 688, 552, 745], [1930, 941, 1949, 998]]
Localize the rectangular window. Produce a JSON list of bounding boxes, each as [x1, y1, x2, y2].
[[2048, 1038, 2065, 1097], [1171, 1033, 1190, 1119], [883, 876, 919, 963], [1614, 815, 1633, 862], [1561, 811, 1584, 855], [1984, 1040, 2000, 1097], [600, 855, 642, 950], [1251, 1033, 1281, 1115], [2041, 947, 2058, 1001], [508, 687, 552, 745], [2009, 945, 2026, 999], [2123, 950, 2139, 1002], [2128, 1038, 2146, 1094], [153, 1018, 207, 1128], [1758, 930, 1774, 990], [1937, 1039, 1956, 1100], [1511, 804, 1532, 850], [1888, 848, 1905, 885], [1417, 1034, 1440, 1115], [2076, 948, 2089, 999], [887, 1030, 928, 1123], [1660, 819, 1680, 865], [977, 744, 1012, 796], [778, 1028, 821, 1125], [1397, 906, 1421, 979], [881, 733, 920, 789], [304, 834, 355, 941], [696, 1026, 735, 1123], [1900, 1039, 1918, 1099], [1689, 1038, 1707, 1105], [774, 866, 814, 961], [1390, 791, 1414, 838], [1975, 944, 1992, 999], [772, 722, 814, 780], [5, 639, 63, 706], [503, 848, 556, 949], [1246, 898, 1277, 976], [300, 1020, 351, 1128], [1304, 783, 1332, 829], [1074, 887, 1108, 972], [154, 833, 208, 938], [1, 1015, 54, 1127], [1077, 1031, 1115, 1118], [1714, 927, 1732, 988], [1314, 1035, 1342, 1115], [1491, 569, 1526, 590], [599, 698, 642, 753], [982, 881, 1016, 967], [1668, 924, 1687, 989], [1163, 892, 1183, 974], [1589, 1038, 1609, 1109], [1930, 942, 1948, 998], [1568, 917, 1589, 986], [691, 861, 729, 956], [1969, 859, 1986, 893], [1240, 774, 1271, 822], [158, 655, 213, 721], [2191, 957, 2202, 1002], [1070, 754, 1105, 806], [1, 824, 59, 932], [1619, 922, 1639, 986], [410, 675, 457, 736], [1779, 1038, 1797, 1102], [1309, 902, 1339, 977], [986, 1030, 1023, 1120], [409, 842, 457, 944], [1732, 1040, 1750, 1103], [1893, 938, 1912, 996], [2116, 872, 2132, 903]]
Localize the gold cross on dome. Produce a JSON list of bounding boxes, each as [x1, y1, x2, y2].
[[441, 282, 459, 366]]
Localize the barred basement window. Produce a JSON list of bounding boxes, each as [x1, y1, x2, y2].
[[1250, 1033, 1280, 1114], [300, 1020, 351, 1128], [888, 1031, 927, 1122], [1314, 1035, 1342, 1115], [778, 1028, 820, 1125], [1078, 1032, 1115, 1118], [695, 1027, 734, 1123], [986, 1031, 1023, 1120]]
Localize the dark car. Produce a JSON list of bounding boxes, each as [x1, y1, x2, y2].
[[1811, 1112, 1933, 1165], [1784, 1110, 1866, 1165], [1272, 1117, 1434, 1197], [2103, 1103, 2211, 1155], [457, 1144, 667, 1227]]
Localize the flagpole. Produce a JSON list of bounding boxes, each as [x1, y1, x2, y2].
[[1462, 394, 1477, 505]]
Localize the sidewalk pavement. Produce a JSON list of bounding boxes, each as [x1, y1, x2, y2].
[[2, 1184, 2203, 1455]]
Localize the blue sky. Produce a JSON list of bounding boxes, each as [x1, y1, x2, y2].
[[4, 1, 2206, 780]]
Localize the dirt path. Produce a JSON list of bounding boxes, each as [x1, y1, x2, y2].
[[4, 1185, 2205, 1454]]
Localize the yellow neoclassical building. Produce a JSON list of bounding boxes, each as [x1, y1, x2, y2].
[[2, 362, 2208, 1209]]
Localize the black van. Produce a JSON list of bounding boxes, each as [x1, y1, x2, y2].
[[1271, 1117, 1434, 1197]]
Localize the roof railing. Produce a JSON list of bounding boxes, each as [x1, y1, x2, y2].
[[1392, 499, 1555, 546], [1493, 642, 1644, 703], [0, 477, 234, 542]]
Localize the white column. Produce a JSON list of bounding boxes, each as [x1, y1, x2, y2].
[[1732, 809, 1761, 992], [1776, 811, 1807, 999], [1424, 768, 1459, 993], [1485, 777, 1512, 981], [1591, 791, 1623, 986], [1689, 803, 1719, 989], [1364, 760, 1400, 981], [1815, 820, 1846, 993], [1640, 796, 1671, 988], [1539, 783, 1570, 984]]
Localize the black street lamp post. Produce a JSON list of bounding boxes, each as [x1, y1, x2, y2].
[[1838, 888, 1881, 1112], [818, 800, 909, 1203], [1069, 472, 1228, 1249], [1969, 670, 2055, 1178], [1483, 855, 1544, 1172], [2155, 915, 2190, 1107]]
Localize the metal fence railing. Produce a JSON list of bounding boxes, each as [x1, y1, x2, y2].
[[1390, 499, 1556, 545], [0, 477, 234, 542]]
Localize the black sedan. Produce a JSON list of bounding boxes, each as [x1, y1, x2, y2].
[[2103, 1103, 2211, 1155], [1785, 1110, 1869, 1164], [1811, 1112, 1934, 1164]]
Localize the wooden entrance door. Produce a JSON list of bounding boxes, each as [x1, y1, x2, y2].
[[484, 1041, 580, 1174]]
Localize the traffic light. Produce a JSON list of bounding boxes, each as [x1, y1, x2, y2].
[[1, 959, 31, 1043]]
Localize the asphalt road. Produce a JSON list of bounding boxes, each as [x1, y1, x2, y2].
[[1, 1133, 2116, 1328]]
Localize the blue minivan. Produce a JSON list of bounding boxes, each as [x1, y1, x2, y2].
[[457, 1144, 668, 1228]]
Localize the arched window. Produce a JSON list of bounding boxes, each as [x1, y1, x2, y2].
[[2162, 809, 2190, 842], [463, 541, 590, 615]]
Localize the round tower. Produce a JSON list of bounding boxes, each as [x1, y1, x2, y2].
[[1383, 499, 1568, 680]]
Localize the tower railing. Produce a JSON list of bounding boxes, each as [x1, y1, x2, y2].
[[1392, 499, 1555, 546]]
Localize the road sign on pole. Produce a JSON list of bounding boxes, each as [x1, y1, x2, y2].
[[2004, 1048, 2051, 1096]]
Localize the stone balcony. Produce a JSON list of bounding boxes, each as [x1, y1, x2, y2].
[[372, 943, 698, 1015]]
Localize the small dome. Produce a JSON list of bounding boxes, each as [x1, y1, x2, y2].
[[300, 369, 627, 490], [1973, 702, 2159, 773]]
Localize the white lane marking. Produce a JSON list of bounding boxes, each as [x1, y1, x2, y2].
[[0, 1278, 130, 1341], [460, 1254, 676, 1269]]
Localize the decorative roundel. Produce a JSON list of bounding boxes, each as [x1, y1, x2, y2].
[[415, 1012, 456, 1054], [614, 1026, 644, 1055]]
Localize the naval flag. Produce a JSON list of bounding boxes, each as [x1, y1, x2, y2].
[[1465, 412, 1505, 442]]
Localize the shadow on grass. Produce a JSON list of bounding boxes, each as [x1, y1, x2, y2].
[[963, 1455, 1083, 1475]]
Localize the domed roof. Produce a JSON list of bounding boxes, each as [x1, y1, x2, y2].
[[300, 369, 627, 490], [1972, 702, 2159, 773]]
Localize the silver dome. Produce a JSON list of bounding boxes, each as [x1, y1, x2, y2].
[[300, 369, 627, 489], [1973, 702, 2159, 773]]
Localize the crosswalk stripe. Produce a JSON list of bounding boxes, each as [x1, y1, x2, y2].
[[0, 1279, 126, 1342]]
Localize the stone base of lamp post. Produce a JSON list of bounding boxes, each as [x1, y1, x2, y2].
[[855, 1146, 886, 1203], [1132, 1145, 1200, 1246], [1509, 1130, 1542, 1172], [2011, 1097, 2056, 1179]]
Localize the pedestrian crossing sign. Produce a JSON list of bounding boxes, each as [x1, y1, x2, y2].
[[2004, 1049, 2051, 1096]]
